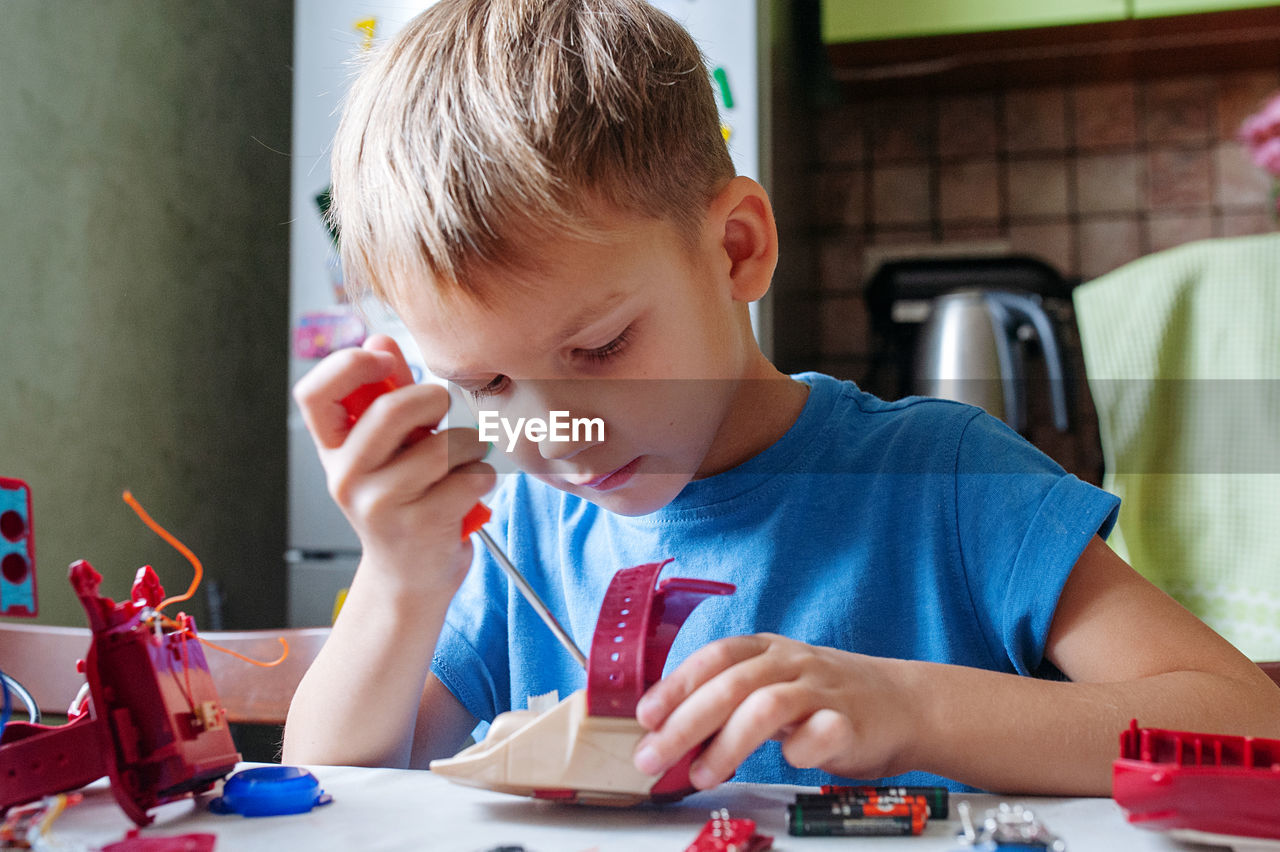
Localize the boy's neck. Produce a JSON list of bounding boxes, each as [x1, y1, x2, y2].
[[694, 356, 810, 479]]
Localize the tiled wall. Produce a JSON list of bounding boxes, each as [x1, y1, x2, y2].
[[787, 68, 1279, 481], [806, 69, 1279, 359]]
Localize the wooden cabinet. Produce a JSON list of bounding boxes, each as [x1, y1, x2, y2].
[[821, 0, 1280, 42], [1132, 0, 1279, 17], [821, 0, 1128, 43]]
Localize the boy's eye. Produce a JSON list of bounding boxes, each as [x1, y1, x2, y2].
[[575, 325, 633, 364], [468, 375, 509, 400]]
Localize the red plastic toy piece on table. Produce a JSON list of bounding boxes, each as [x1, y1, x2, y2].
[[101, 829, 218, 852], [0, 476, 38, 617], [1113, 718, 1280, 842], [0, 561, 240, 826], [685, 808, 773, 852]]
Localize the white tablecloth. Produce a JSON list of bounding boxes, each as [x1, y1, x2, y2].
[[42, 764, 1249, 851]]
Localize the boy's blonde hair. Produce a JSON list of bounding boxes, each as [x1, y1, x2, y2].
[[329, 0, 736, 308]]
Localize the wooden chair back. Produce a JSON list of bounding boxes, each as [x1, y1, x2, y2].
[[0, 621, 329, 725]]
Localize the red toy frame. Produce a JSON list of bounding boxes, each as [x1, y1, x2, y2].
[[0, 561, 240, 826]]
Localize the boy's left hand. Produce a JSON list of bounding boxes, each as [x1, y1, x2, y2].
[[632, 633, 918, 788]]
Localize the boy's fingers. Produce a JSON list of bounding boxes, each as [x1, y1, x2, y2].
[[293, 346, 402, 449], [633, 641, 779, 778], [385, 425, 488, 489], [444, 427, 491, 472], [689, 683, 812, 788], [342, 383, 452, 467], [778, 708, 855, 770], [634, 635, 768, 730], [334, 428, 488, 515], [429, 459, 498, 512]]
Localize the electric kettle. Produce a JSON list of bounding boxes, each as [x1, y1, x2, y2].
[[913, 290, 1069, 433]]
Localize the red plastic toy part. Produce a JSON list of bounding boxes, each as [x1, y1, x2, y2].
[[0, 561, 240, 826], [1113, 719, 1280, 841], [586, 559, 734, 718], [586, 560, 734, 801], [685, 808, 774, 852]]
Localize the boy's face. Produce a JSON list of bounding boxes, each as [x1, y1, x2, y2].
[[400, 209, 757, 516]]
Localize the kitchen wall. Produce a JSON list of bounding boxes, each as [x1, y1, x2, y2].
[[0, 3, 292, 628], [772, 63, 1280, 481]]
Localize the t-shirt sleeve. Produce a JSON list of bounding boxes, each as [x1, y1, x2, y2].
[[953, 410, 1120, 676], [429, 483, 516, 723]]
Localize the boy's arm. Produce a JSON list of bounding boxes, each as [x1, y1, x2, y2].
[[411, 672, 478, 766], [633, 536, 1280, 795], [906, 535, 1280, 793], [282, 567, 475, 767], [281, 336, 491, 767]]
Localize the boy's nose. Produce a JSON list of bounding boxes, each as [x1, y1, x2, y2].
[[536, 423, 602, 461]]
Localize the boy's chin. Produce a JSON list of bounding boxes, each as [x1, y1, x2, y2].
[[550, 472, 691, 516]]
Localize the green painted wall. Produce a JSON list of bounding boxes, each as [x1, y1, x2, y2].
[[0, 2, 292, 628]]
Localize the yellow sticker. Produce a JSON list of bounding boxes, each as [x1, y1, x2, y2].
[[721, 124, 732, 143], [332, 587, 349, 624], [354, 17, 377, 51]]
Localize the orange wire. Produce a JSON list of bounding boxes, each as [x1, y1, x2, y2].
[[157, 617, 291, 667], [124, 490, 291, 668], [121, 490, 201, 612], [196, 635, 291, 667]]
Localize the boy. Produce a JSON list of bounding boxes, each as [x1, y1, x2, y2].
[[283, 0, 1280, 794]]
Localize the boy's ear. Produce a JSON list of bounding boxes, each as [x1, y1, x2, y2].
[[710, 176, 778, 303]]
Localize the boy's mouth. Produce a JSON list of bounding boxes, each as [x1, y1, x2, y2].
[[574, 457, 641, 492]]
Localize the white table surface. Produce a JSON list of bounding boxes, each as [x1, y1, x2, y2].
[[43, 764, 1249, 852]]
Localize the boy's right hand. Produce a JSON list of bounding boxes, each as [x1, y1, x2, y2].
[[292, 334, 495, 596]]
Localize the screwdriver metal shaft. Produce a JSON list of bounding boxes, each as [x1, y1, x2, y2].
[[473, 527, 588, 669]]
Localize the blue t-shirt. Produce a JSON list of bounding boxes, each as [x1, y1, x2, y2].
[[431, 373, 1120, 790]]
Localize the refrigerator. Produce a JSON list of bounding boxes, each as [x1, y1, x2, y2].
[[286, 0, 770, 626]]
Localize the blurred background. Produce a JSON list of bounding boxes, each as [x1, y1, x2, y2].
[[0, 3, 292, 628], [1, 0, 1276, 632]]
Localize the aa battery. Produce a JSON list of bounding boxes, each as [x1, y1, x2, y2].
[[786, 799, 928, 837], [818, 784, 950, 819]]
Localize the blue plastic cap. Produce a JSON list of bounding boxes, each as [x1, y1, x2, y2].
[[209, 766, 333, 817]]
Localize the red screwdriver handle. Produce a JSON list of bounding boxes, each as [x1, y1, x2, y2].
[[339, 377, 401, 427], [460, 502, 491, 539], [340, 378, 489, 543]]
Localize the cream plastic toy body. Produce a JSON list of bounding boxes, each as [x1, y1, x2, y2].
[[429, 560, 734, 805]]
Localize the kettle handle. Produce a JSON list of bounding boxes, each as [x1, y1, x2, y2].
[[977, 297, 1025, 431], [987, 292, 1070, 432]]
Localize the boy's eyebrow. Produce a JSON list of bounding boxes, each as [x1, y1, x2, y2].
[[544, 290, 629, 349], [427, 290, 631, 382]]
